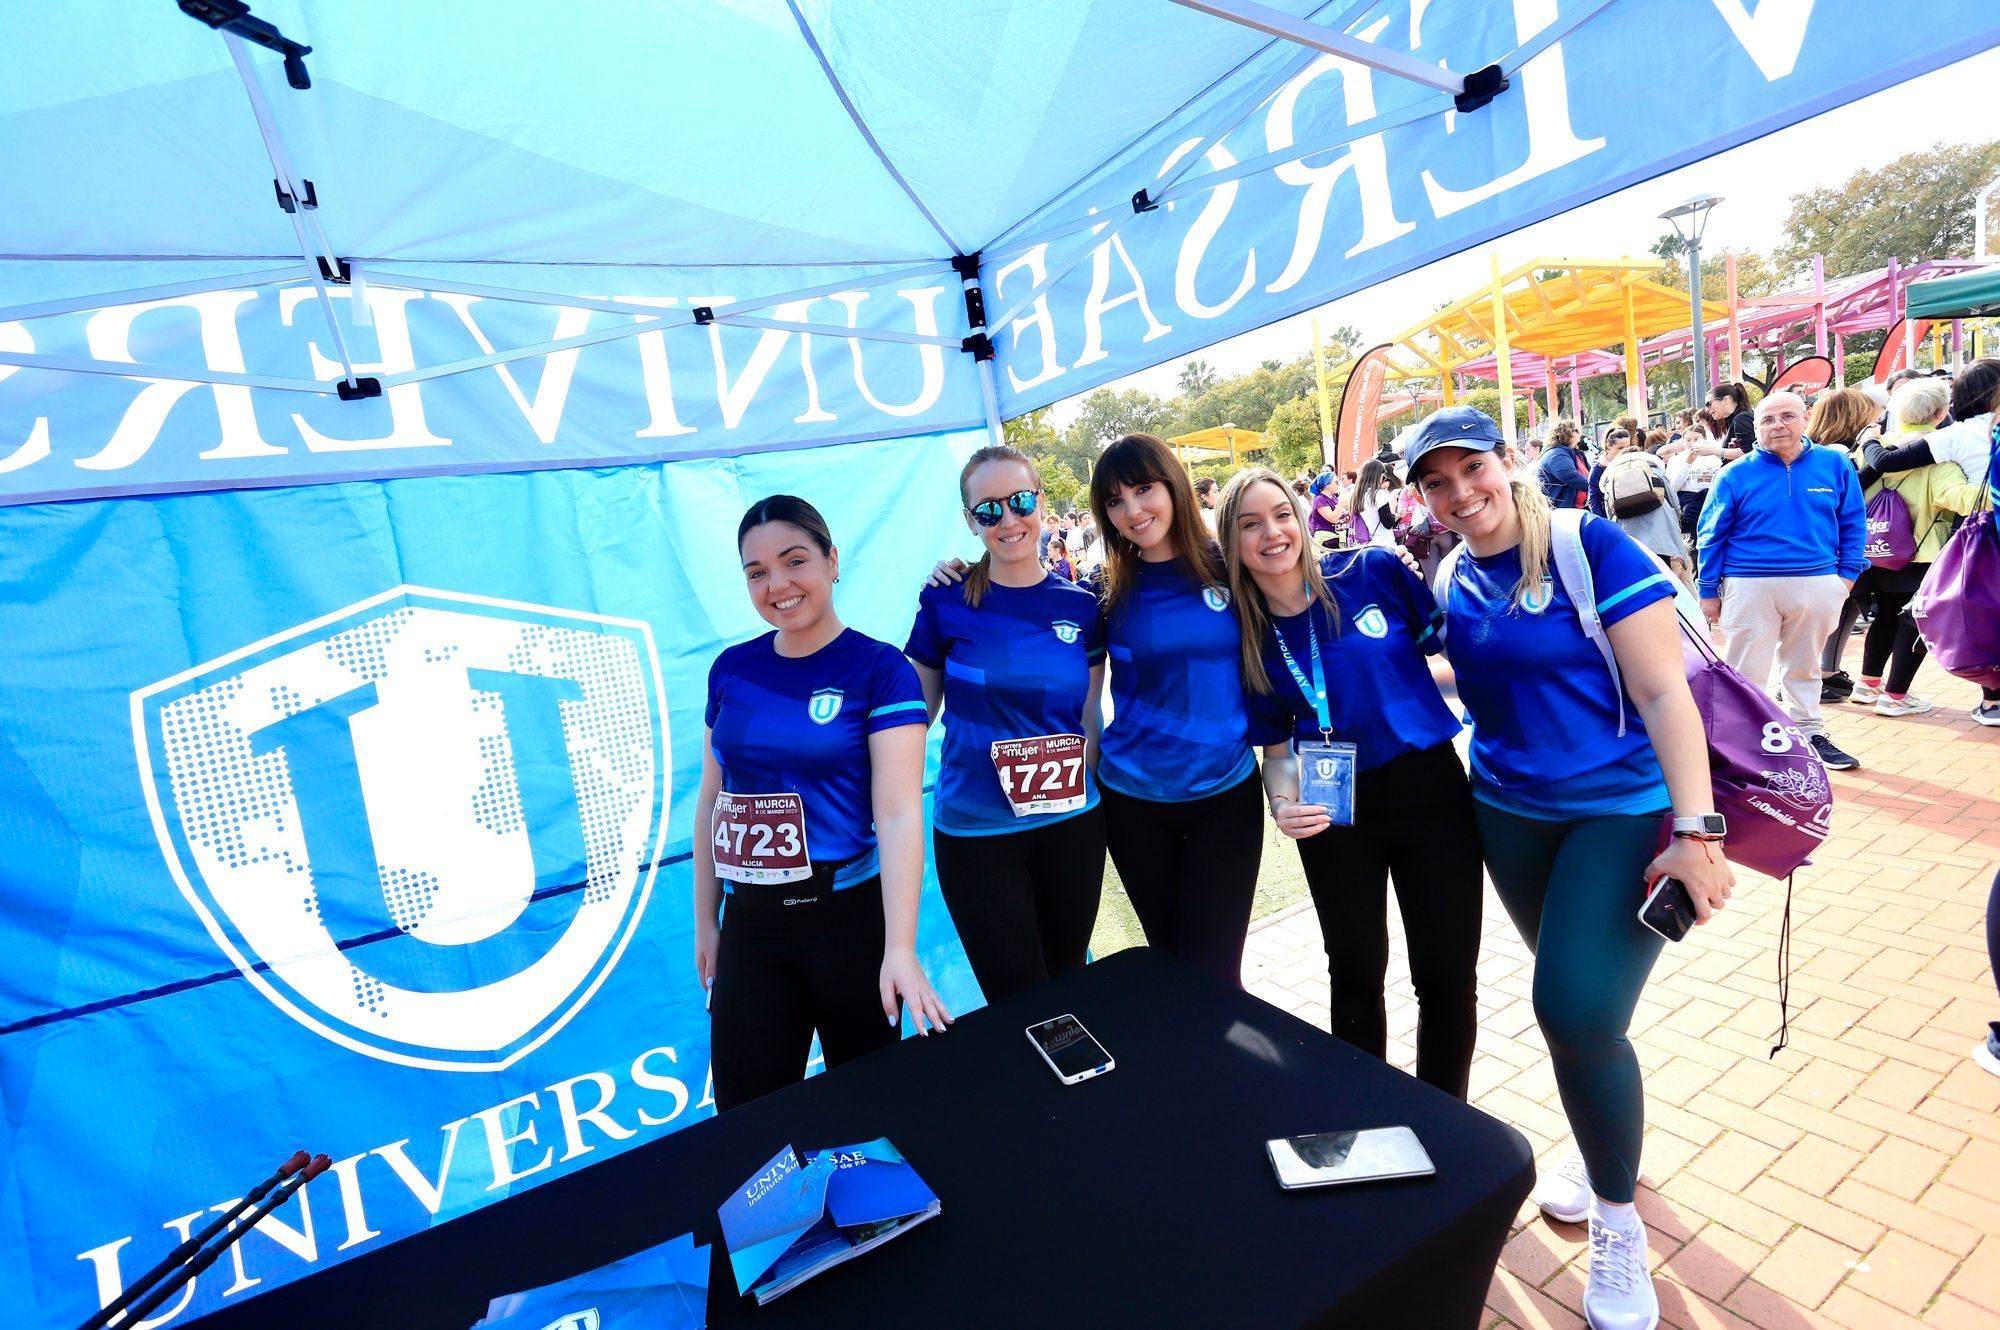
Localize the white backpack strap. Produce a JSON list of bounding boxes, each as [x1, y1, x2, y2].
[[1431, 541, 1468, 649], [1548, 510, 1628, 736]]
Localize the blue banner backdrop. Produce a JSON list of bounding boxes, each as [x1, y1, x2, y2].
[[0, 430, 988, 1328]]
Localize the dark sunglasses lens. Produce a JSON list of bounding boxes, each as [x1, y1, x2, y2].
[[1007, 490, 1039, 517], [970, 501, 1004, 527]]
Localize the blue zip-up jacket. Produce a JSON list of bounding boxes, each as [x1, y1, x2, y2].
[[1536, 443, 1589, 509], [1694, 440, 1868, 597]]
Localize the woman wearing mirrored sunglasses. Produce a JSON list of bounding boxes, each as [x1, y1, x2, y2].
[[905, 445, 1109, 1002]]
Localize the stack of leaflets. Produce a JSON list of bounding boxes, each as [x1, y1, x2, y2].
[[472, 1230, 708, 1329], [718, 1138, 939, 1305]]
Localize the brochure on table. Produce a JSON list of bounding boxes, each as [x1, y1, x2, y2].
[[719, 1138, 940, 1305], [472, 1230, 709, 1329]]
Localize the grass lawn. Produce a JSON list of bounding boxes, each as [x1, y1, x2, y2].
[[1088, 814, 1314, 958]]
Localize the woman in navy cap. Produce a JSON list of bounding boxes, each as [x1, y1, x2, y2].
[[694, 495, 952, 1111], [1406, 406, 1732, 1330], [1217, 465, 1482, 1099]]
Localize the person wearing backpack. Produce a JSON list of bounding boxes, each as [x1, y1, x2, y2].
[[1599, 432, 1690, 585], [1845, 377, 1983, 717], [1408, 405, 1734, 1330]]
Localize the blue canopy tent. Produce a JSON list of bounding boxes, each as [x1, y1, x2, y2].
[[3, 3, 1994, 1323]]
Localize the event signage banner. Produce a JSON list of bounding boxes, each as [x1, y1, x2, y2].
[[0, 433, 985, 1328], [984, 0, 2000, 416], [0, 264, 985, 505]]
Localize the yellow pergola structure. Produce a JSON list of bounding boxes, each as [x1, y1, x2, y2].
[[1165, 423, 1268, 469], [1383, 256, 1729, 423]]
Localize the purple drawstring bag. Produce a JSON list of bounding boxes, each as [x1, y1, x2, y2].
[[1678, 617, 1829, 879], [1863, 486, 1916, 569], [1911, 457, 2000, 688]]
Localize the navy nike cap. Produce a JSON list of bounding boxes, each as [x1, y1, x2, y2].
[[1403, 405, 1505, 475]]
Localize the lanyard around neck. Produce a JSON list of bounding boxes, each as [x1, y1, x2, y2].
[[1271, 600, 1331, 739]]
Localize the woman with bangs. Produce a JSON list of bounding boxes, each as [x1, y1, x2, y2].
[[905, 445, 1108, 1002], [1407, 406, 1733, 1330], [1085, 433, 1267, 987], [1217, 466, 1482, 1099]]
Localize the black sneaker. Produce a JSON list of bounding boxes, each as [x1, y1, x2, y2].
[[1809, 733, 1859, 771], [1820, 670, 1854, 702]]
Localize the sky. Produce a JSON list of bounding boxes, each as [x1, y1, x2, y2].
[[1049, 45, 2000, 426]]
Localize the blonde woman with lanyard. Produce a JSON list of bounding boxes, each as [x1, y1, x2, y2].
[[694, 495, 952, 1112], [1218, 467, 1482, 1099], [1406, 407, 1734, 1330]]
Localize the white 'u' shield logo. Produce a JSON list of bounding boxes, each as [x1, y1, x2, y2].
[[132, 586, 668, 1072], [809, 688, 844, 724]]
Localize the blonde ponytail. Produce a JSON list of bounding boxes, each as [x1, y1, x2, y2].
[[1510, 480, 1553, 607]]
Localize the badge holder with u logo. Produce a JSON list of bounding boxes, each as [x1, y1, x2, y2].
[[1273, 610, 1356, 826]]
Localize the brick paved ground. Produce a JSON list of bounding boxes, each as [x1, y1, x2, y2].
[[1244, 655, 2000, 1329]]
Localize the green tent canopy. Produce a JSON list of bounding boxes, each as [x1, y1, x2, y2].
[[1905, 264, 2000, 318]]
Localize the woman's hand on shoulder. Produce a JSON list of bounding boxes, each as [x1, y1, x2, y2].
[[880, 947, 953, 1035], [925, 557, 968, 588]]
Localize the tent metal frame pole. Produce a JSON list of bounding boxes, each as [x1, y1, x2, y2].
[[221, 33, 363, 392], [985, 92, 1439, 266], [1499, 0, 1618, 75], [1168, 0, 1465, 94], [710, 312, 960, 348], [0, 268, 306, 324], [0, 351, 334, 394], [357, 262, 951, 323]]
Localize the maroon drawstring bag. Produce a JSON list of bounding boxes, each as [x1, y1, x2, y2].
[[1911, 453, 2000, 688]]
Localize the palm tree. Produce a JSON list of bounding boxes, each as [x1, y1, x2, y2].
[[1178, 359, 1218, 397]]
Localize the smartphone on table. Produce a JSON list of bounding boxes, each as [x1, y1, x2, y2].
[[1026, 1014, 1113, 1085], [1266, 1126, 1435, 1190]]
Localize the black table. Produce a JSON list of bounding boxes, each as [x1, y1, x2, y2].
[[199, 948, 1532, 1329]]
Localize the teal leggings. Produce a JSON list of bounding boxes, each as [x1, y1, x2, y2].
[[1475, 801, 1666, 1204]]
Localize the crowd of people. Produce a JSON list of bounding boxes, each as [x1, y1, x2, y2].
[[690, 359, 2000, 1330]]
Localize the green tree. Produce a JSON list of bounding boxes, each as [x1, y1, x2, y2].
[[1002, 405, 1058, 454], [1651, 245, 1783, 302], [1178, 359, 1219, 397], [1263, 395, 1326, 475], [1775, 140, 2000, 280], [1457, 387, 1532, 436], [1039, 460, 1083, 512]]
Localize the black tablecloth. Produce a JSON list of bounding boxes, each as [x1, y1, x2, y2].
[[196, 947, 1532, 1329]]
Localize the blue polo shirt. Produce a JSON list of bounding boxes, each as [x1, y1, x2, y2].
[[1260, 549, 1461, 770], [705, 628, 927, 887], [1094, 558, 1256, 803], [905, 573, 1106, 836], [1438, 515, 1675, 819]]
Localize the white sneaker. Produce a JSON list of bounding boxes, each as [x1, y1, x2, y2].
[[1975, 1033, 2000, 1080], [1584, 1203, 1659, 1330], [1972, 703, 2000, 727], [1848, 682, 1883, 705], [1533, 1149, 1591, 1224], [1874, 695, 1934, 717]]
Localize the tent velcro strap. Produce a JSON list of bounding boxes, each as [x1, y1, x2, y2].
[[1131, 188, 1159, 215], [961, 333, 995, 362], [692, 306, 716, 325], [273, 178, 318, 213], [316, 256, 351, 283], [336, 377, 383, 401], [1453, 64, 1509, 114]]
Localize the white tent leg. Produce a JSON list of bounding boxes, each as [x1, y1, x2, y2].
[[977, 359, 1004, 447], [1168, 0, 1466, 95]]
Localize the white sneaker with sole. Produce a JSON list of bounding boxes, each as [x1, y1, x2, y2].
[[1975, 1033, 2000, 1079], [1875, 695, 1934, 717], [1533, 1149, 1591, 1224], [1584, 1202, 1658, 1330], [1973, 702, 2000, 727], [1848, 682, 1883, 705]]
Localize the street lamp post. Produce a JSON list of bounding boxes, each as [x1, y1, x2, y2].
[[1661, 194, 1723, 409]]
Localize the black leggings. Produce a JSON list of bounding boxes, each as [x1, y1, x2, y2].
[[934, 806, 1106, 1004], [1101, 769, 1264, 988], [1292, 743, 1483, 1098], [1859, 589, 1926, 694], [710, 876, 896, 1112]]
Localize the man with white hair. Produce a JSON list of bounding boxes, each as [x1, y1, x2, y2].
[[1696, 391, 1869, 770]]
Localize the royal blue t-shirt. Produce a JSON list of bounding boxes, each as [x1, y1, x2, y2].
[[905, 573, 1106, 837], [705, 628, 928, 887], [1438, 515, 1676, 819], [1094, 558, 1257, 802], [1259, 549, 1461, 770]]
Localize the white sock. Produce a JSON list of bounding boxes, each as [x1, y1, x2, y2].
[[1591, 1197, 1639, 1228]]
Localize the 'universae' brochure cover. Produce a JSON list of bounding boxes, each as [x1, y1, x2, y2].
[[472, 1230, 709, 1329], [718, 1138, 940, 1304]]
